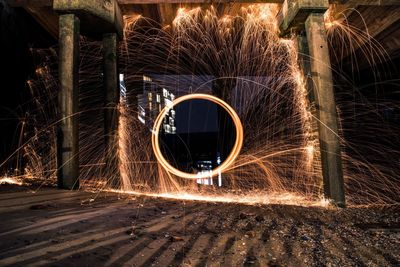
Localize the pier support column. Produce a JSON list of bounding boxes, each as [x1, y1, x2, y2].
[[57, 14, 80, 189], [278, 0, 345, 206], [103, 33, 120, 188], [305, 14, 345, 207], [54, 0, 123, 190]]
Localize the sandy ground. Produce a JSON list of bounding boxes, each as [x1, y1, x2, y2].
[[0, 185, 399, 267]]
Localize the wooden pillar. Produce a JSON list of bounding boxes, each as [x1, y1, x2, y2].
[[57, 14, 80, 189], [305, 13, 345, 207], [103, 33, 120, 188]]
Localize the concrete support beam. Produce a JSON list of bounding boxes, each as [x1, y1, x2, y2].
[[57, 14, 80, 190], [103, 33, 120, 188], [53, 0, 123, 40], [305, 13, 345, 206], [278, 0, 329, 36], [279, 0, 345, 206]]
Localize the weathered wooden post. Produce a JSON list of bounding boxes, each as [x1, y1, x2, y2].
[[54, 0, 123, 189], [57, 14, 80, 189], [278, 0, 345, 207], [305, 13, 345, 206], [103, 33, 120, 188]]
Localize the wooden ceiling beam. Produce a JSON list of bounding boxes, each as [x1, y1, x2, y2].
[[22, 5, 58, 38], [337, 7, 400, 61], [6, 0, 53, 7], [118, 0, 284, 4], [157, 3, 175, 27], [342, 0, 400, 5], [7, 0, 400, 8], [7, 0, 285, 6], [342, 21, 400, 69]]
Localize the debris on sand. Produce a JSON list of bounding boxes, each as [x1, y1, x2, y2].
[[169, 235, 184, 242]]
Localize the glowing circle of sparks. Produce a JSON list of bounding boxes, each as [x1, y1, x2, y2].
[[152, 93, 244, 179]]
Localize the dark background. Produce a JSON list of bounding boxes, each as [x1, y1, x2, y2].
[[0, 2, 55, 168]]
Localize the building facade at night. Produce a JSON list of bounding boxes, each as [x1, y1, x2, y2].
[[136, 75, 176, 134]]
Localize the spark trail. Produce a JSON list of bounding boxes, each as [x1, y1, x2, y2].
[[1, 4, 399, 207]]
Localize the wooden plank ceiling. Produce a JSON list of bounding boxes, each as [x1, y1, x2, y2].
[[6, 0, 400, 61]]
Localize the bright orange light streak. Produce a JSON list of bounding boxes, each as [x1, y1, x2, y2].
[[152, 94, 244, 179]]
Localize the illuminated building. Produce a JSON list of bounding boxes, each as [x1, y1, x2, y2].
[[136, 75, 176, 133]]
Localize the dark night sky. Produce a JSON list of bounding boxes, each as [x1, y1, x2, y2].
[[175, 99, 218, 134]]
